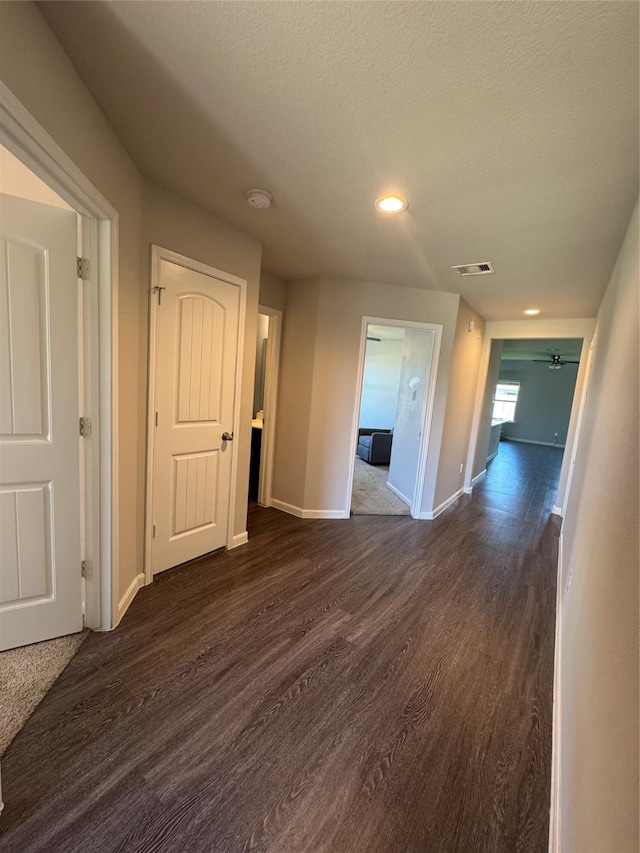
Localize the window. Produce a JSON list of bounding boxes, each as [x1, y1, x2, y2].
[[492, 381, 520, 422]]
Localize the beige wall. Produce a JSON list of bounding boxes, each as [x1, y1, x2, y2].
[[140, 181, 262, 541], [259, 270, 286, 312], [432, 298, 486, 509], [272, 278, 320, 509], [0, 3, 263, 620], [0, 0, 143, 615], [473, 339, 503, 478], [0, 144, 73, 210], [557, 201, 638, 852], [273, 276, 462, 514]]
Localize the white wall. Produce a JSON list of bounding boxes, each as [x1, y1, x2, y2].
[[555, 201, 638, 852], [499, 360, 579, 446], [359, 338, 404, 429], [388, 328, 435, 502]]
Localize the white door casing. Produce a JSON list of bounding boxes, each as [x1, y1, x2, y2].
[[0, 194, 82, 650], [150, 256, 242, 576]]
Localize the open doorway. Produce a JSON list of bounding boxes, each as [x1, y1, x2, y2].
[[249, 305, 282, 506], [471, 337, 583, 511], [349, 319, 441, 517]]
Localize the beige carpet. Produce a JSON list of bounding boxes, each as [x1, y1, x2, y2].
[[350, 457, 411, 516], [0, 630, 88, 755]]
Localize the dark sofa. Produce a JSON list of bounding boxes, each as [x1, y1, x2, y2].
[[356, 428, 393, 465]]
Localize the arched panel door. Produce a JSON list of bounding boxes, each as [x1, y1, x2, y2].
[[152, 259, 240, 575]]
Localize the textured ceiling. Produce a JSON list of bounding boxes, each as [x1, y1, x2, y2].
[[40, 1, 639, 320]]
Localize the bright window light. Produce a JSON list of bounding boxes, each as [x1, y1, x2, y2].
[[492, 381, 520, 422]]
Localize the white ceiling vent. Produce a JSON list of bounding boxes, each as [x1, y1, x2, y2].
[[451, 262, 495, 276]]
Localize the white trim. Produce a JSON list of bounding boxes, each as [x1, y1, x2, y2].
[[551, 505, 563, 517], [487, 449, 499, 463], [271, 499, 348, 519], [257, 305, 282, 508], [345, 316, 443, 521], [385, 480, 412, 507], [117, 573, 145, 622], [549, 529, 564, 853], [472, 469, 487, 486], [0, 81, 117, 631], [419, 487, 464, 520], [465, 319, 595, 506], [229, 531, 248, 549], [561, 332, 597, 517], [503, 437, 565, 448], [463, 486, 473, 495], [144, 246, 247, 584]]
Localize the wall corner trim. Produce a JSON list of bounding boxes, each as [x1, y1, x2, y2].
[[115, 572, 145, 628], [548, 530, 564, 853], [271, 499, 348, 520], [419, 487, 465, 520], [385, 481, 412, 507], [229, 532, 249, 549], [463, 486, 473, 495], [472, 470, 487, 487], [551, 505, 563, 517]]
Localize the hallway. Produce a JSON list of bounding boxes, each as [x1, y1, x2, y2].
[[0, 442, 560, 853]]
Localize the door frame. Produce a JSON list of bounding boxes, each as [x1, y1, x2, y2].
[[257, 305, 282, 508], [464, 318, 596, 511], [0, 82, 118, 631], [144, 245, 247, 584], [346, 316, 443, 519]]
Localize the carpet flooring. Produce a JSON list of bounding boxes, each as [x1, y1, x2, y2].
[[0, 631, 88, 755], [350, 456, 411, 515]]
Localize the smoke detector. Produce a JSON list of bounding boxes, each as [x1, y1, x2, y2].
[[451, 262, 495, 276], [247, 189, 273, 210]]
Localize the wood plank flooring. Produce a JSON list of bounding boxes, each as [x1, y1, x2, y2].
[[0, 441, 561, 852]]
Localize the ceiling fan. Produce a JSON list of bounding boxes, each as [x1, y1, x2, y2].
[[532, 353, 579, 370]]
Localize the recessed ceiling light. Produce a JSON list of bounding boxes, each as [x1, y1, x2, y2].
[[524, 308, 540, 315], [375, 195, 408, 213]]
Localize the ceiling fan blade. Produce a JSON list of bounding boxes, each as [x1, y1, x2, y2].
[[560, 360, 580, 364], [366, 336, 381, 342]]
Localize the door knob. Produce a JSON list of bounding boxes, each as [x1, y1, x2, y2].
[[222, 431, 234, 441]]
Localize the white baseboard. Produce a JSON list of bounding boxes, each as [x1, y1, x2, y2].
[[487, 448, 500, 462], [551, 505, 563, 517], [385, 480, 412, 507], [473, 469, 487, 486], [549, 531, 564, 853], [115, 572, 145, 627], [464, 469, 486, 495], [503, 437, 565, 449], [229, 531, 248, 549], [271, 499, 348, 519], [418, 487, 464, 520]]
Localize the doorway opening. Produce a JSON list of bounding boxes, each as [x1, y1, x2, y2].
[[348, 318, 441, 518], [470, 337, 584, 513], [249, 305, 282, 507]]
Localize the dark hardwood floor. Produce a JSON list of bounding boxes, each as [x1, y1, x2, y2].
[[0, 441, 562, 852]]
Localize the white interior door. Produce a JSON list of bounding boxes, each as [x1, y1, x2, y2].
[[0, 194, 82, 650], [151, 259, 240, 575]]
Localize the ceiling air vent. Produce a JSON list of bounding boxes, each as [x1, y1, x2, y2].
[[451, 262, 495, 276]]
